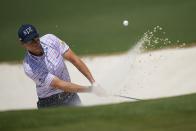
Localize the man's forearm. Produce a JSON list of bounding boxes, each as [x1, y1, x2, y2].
[[51, 76, 91, 93], [60, 82, 91, 93], [64, 49, 95, 84], [74, 58, 95, 84]]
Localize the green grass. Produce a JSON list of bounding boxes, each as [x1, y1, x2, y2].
[[0, 0, 196, 61], [1, 93, 196, 131]]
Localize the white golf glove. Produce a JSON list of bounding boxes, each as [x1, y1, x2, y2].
[[90, 82, 108, 97]]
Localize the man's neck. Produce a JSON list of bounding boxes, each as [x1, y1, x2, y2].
[[29, 49, 44, 56]]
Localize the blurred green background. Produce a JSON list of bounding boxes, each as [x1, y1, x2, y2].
[[0, 0, 196, 61]]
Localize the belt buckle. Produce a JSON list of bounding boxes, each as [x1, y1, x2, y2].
[[58, 93, 61, 99]]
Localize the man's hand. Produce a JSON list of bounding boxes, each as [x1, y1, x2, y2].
[[90, 82, 108, 97]]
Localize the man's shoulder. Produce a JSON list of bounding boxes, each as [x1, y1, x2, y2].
[[40, 34, 59, 48], [23, 56, 31, 73], [23, 53, 29, 64], [23, 53, 39, 72], [40, 34, 57, 41], [23, 56, 43, 75]]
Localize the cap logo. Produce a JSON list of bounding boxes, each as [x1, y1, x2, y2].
[[23, 27, 33, 36]]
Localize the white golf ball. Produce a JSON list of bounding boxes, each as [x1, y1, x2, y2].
[[123, 20, 129, 26]]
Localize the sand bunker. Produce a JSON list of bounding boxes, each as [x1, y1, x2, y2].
[[1, 42, 196, 111]]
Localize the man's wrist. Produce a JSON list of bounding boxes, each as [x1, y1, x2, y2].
[[86, 86, 93, 92], [90, 79, 95, 85]]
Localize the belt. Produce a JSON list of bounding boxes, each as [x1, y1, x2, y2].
[[38, 92, 73, 101]]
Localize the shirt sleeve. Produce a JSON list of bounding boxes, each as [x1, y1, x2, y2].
[[24, 63, 55, 88], [47, 34, 70, 55]]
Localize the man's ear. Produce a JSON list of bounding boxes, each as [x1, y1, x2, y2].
[[18, 40, 25, 48]]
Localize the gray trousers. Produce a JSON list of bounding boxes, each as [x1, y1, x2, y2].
[[37, 92, 81, 109]]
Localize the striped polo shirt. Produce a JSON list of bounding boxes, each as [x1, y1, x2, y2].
[[23, 34, 71, 98]]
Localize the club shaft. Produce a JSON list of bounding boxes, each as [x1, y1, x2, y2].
[[114, 95, 142, 101]]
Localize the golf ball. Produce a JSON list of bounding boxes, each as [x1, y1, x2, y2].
[[123, 20, 129, 26]]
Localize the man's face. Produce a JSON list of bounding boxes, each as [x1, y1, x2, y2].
[[21, 37, 42, 53]]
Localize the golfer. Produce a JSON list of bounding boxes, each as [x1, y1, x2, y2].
[[18, 24, 102, 108]]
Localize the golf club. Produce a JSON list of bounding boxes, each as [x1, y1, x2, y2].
[[114, 94, 142, 101]]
